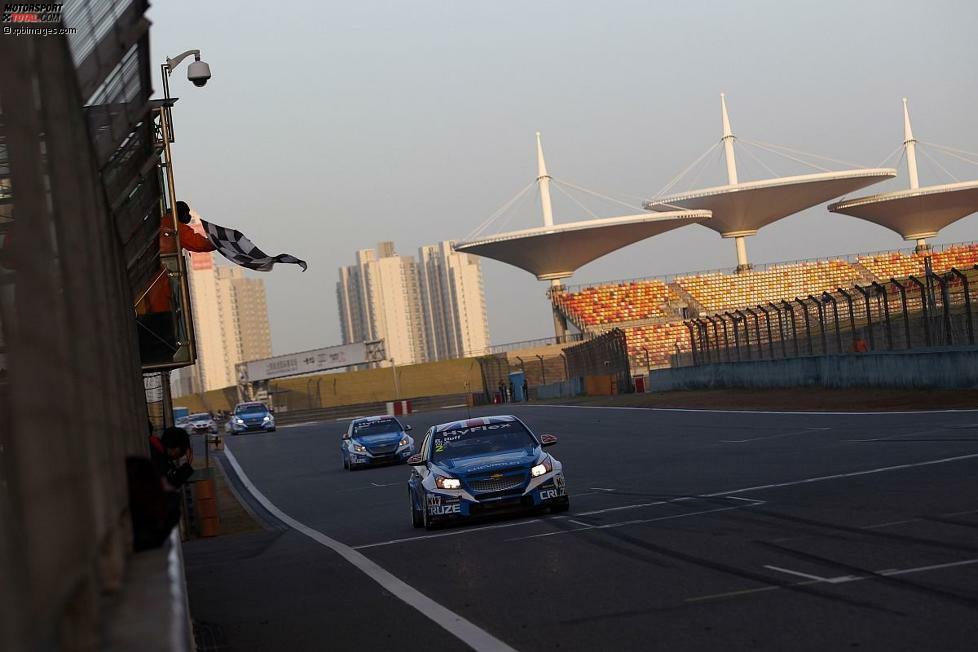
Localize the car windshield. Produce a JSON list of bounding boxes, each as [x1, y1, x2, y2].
[[430, 421, 536, 462], [236, 405, 268, 416], [189, 413, 210, 421], [352, 418, 403, 437]]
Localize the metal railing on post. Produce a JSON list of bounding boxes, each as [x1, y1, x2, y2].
[[705, 316, 721, 363], [725, 312, 742, 361], [781, 300, 800, 357], [808, 295, 828, 355], [719, 315, 732, 363], [685, 321, 699, 366], [948, 268, 974, 344], [889, 278, 912, 349], [926, 270, 953, 345], [758, 305, 775, 359], [838, 287, 856, 336], [854, 284, 875, 350], [795, 298, 814, 355], [822, 292, 843, 353], [908, 275, 932, 347], [769, 302, 787, 359], [734, 310, 751, 360], [745, 308, 762, 359]]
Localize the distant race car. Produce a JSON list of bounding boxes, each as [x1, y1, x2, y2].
[[341, 416, 415, 470], [186, 412, 218, 435], [228, 402, 276, 435], [407, 415, 568, 529]]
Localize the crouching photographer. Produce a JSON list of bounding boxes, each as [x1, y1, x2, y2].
[[151, 426, 195, 488]]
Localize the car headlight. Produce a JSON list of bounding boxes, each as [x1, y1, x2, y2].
[[398, 436, 410, 447], [353, 443, 367, 453], [262, 415, 271, 423], [234, 417, 245, 425], [531, 456, 553, 478], [435, 476, 461, 490]]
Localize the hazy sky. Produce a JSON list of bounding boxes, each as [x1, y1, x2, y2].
[[149, 1, 978, 355]]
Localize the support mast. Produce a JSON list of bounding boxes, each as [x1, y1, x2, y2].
[[537, 132, 569, 341], [721, 94, 751, 271]]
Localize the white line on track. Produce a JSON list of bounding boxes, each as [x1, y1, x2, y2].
[[222, 445, 517, 652], [352, 516, 566, 550], [688, 557, 978, 603], [509, 502, 764, 542], [763, 565, 856, 584], [572, 452, 978, 518], [721, 427, 831, 444], [523, 404, 978, 416]]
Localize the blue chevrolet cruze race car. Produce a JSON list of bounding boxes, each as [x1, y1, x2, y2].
[[407, 415, 568, 529], [341, 415, 415, 470]]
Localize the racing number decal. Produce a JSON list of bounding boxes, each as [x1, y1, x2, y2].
[[426, 492, 461, 515]]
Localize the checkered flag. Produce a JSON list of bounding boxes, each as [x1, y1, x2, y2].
[[200, 220, 307, 272]]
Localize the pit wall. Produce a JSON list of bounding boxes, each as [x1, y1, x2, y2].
[[646, 347, 978, 391], [175, 357, 485, 413]]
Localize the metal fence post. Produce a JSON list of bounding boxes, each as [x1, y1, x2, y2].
[[822, 292, 843, 353], [719, 313, 732, 362], [725, 312, 742, 361], [908, 275, 931, 347], [926, 270, 953, 345], [870, 281, 894, 351], [887, 278, 911, 349], [757, 305, 774, 359], [769, 302, 787, 359], [808, 294, 828, 355], [705, 316, 721, 363], [734, 310, 752, 360], [781, 300, 799, 357], [948, 268, 974, 344], [794, 298, 813, 355], [854, 284, 875, 350], [684, 321, 699, 366], [745, 308, 762, 359], [837, 287, 856, 335]]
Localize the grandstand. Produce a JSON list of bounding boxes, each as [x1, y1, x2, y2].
[[551, 243, 978, 371]]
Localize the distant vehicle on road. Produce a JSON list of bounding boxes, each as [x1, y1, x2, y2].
[[186, 412, 218, 435], [407, 415, 567, 530], [228, 402, 276, 435], [341, 416, 415, 470], [175, 415, 191, 433]]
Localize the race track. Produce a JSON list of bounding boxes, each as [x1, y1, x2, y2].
[[185, 404, 978, 651]]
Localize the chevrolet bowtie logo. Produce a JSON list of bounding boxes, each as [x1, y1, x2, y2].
[[490, 473, 503, 479]]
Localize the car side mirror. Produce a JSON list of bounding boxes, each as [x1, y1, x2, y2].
[[540, 434, 558, 447], [407, 453, 424, 466], [405, 424, 413, 431], [342, 433, 350, 440]]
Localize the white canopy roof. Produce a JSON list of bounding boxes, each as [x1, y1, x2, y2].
[[828, 180, 978, 240], [644, 169, 896, 238], [454, 211, 710, 281]]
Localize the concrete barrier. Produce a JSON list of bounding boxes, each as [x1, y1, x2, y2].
[[647, 347, 978, 391]]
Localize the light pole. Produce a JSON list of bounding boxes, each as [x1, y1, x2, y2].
[[155, 48, 212, 386], [390, 358, 400, 400]]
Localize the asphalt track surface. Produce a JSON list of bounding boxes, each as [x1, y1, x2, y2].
[[184, 404, 978, 651]]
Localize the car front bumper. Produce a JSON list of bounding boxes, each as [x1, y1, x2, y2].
[[424, 472, 567, 522], [348, 448, 414, 466]]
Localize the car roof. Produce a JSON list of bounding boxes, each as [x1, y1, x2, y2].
[[431, 415, 519, 433], [235, 402, 267, 409], [189, 413, 210, 419]]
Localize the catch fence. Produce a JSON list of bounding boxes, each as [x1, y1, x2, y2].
[[679, 266, 978, 367]]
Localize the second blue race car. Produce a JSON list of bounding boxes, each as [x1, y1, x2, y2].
[[341, 415, 415, 470], [407, 415, 568, 529]]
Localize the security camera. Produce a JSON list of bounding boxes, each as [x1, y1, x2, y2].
[[187, 60, 211, 87]]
